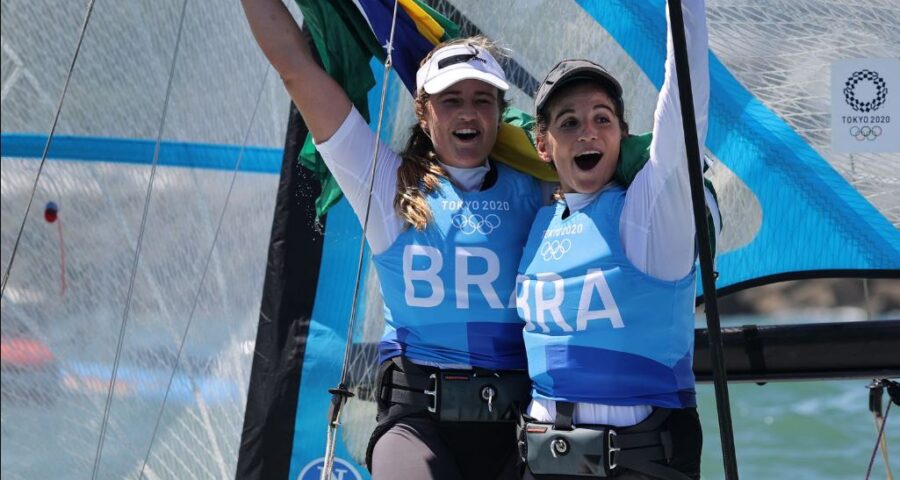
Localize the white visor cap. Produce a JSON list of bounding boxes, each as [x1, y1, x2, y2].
[[415, 44, 510, 95]]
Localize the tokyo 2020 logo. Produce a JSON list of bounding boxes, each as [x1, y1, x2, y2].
[[451, 213, 501, 235], [849, 125, 882, 141], [540, 239, 572, 261], [843, 69, 887, 113], [833, 59, 898, 152]]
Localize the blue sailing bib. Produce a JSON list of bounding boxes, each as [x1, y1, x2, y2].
[[375, 163, 542, 370], [517, 186, 697, 407]]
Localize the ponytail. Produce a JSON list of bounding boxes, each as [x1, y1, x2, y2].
[[394, 121, 447, 231]]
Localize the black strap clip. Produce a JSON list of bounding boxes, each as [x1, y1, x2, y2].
[[423, 373, 438, 413]]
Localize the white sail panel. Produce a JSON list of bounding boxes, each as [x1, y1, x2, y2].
[[1, 1, 295, 478]]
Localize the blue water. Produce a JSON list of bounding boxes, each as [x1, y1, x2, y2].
[[697, 313, 898, 479], [698, 379, 897, 479], [2, 313, 896, 479]]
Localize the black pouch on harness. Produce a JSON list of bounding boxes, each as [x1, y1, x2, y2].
[[518, 403, 691, 480], [435, 369, 531, 422], [522, 421, 615, 477]]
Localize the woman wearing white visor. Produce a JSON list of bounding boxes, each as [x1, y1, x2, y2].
[[243, 2, 543, 478]]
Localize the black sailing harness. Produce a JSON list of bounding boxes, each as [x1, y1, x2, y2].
[[518, 402, 691, 480], [365, 355, 531, 468]]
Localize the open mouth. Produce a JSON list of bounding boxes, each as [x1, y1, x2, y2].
[[573, 151, 602, 171], [453, 128, 479, 141]]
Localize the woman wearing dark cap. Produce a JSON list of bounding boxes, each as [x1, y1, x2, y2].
[[515, 0, 714, 478], [242, 1, 543, 478]]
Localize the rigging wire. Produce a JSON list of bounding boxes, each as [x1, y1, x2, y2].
[[90, 0, 190, 477], [666, 0, 739, 478], [866, 399, 893, 480], [136, 65, 273, 480], [321, 1, 402, 478], [866, 378, 897, 480], [0, 0, 97, 301]]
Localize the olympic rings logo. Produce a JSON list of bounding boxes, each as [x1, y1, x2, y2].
[[540, 239, 572, 261], [451, 213, 501, 235], [844, 69, 887, 113], [849, 125, 883, 141]]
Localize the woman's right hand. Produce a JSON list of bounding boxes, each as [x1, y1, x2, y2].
[[241, 0, 351, 142]]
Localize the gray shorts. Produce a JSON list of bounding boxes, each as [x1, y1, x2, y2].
[[370, 415, 520, 480]]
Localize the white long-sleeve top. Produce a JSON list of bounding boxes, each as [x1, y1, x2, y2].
[[316, 111, 507, 254], [530, 0, 714, 427]]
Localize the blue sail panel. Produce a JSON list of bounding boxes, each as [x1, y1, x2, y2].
[[577, 0, 900, 297]]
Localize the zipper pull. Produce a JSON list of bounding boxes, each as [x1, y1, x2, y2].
[[481, 385, 496, 413]]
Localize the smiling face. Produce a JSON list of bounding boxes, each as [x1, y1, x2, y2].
[[537, 82, 626, 194], [419, 79, 502, 168]]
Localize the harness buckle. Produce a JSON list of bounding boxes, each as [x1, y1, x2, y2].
[[608, 429, 620, 471], [423, 373, 438, 413]]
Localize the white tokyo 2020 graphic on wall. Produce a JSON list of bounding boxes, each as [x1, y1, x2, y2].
[[831, 58, 899, 153]]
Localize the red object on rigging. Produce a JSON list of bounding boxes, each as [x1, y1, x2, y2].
[[44, 202, 59, 223]]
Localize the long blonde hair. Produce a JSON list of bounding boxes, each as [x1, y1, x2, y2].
[[394, 36, 510, 231]]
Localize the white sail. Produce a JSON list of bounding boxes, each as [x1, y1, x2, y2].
[[1, 1, 298, 478]]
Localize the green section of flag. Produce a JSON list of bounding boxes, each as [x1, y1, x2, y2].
[[294, 0, 385, 216], [502, 106, 536, 145], [615, 132, 651, 184]]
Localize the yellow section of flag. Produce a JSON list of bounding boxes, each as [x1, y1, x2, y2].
[[493, 123, 558, 182], [399, 0, 445, 46]]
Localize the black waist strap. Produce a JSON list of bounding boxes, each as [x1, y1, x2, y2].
[[388, 369, 432, 391], [554, 400, 575, 430], [540, 402, 687, 480], [381, 386, 433, 409], [380, 357, 529, 417], [376, 357, 437, 413], [366, 357, 530, 470]]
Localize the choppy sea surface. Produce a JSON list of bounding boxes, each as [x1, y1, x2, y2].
[[1, 311, 896, 479], [698, 312, 898, 480]]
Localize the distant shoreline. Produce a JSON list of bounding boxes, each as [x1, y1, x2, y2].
[[717, 278, 900, 316]]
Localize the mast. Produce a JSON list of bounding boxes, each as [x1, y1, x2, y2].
[[236, 75, 326, 479], [666, 0, 739, 478]]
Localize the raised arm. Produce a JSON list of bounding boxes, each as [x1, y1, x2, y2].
[[241, 0, 351, 142], [652, 0, 710, 172], [621, 0, 709, 281], [243, 0, 403, 253]]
